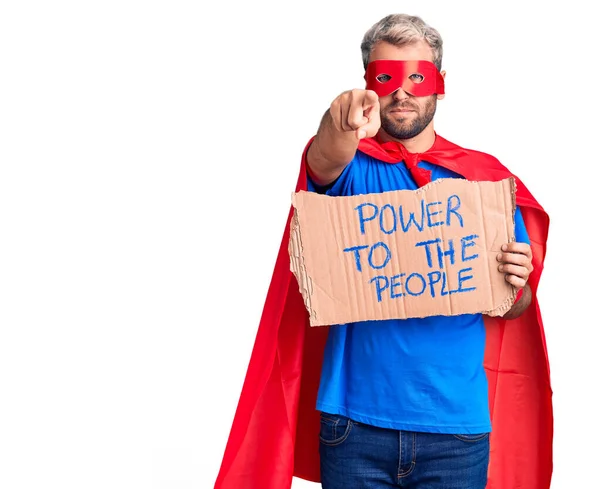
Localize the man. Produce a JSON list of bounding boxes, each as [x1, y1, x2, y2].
[[307, 13, 533, 489], [214, 13, 552, 489]]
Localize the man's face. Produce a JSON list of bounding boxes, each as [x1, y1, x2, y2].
[[368, 41, 446, 141]]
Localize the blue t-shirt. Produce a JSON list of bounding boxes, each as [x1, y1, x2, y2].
[[307, 150, 530, 434]]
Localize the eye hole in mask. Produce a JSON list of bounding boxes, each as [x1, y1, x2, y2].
[[409, 73, 424, 83], [376, 74, 392, 83]]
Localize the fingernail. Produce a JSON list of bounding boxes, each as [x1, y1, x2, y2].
[[498, 265, 504, 272], [497, 253, 502, 261], [357, 130, 366, 139], [502, 244, 508, 251]]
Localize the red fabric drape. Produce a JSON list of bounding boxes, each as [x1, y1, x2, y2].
[[214, 134, 552, 489]]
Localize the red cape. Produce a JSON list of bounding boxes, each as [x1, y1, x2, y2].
[[214, 135, 552, 489]]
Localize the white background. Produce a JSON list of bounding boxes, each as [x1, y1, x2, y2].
[[0, 1, 596, 488]]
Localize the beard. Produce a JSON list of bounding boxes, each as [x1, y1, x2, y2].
[[380, 96, 437, 140]]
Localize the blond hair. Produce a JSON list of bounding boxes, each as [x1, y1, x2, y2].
[[361, 14, 443, 70]]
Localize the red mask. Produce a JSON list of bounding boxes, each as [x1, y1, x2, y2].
[[365, 60, 445, 97]]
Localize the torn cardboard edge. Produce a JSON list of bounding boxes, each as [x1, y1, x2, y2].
[[289, 177, 517, 327], [289, 209, 318, 324]]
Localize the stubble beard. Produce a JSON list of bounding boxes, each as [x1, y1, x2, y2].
[[380, 96, 437, 140]]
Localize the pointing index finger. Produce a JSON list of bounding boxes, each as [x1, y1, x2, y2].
[[363, 89, 379, 108]]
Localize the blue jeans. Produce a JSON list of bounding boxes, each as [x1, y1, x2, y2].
[[319, 413, 489, 489]]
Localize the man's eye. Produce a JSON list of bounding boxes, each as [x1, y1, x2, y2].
[[376, 74, 392, 83], [409, 73, 425, 83]]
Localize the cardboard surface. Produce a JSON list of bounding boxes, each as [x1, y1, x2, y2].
[[289, 177, 517, 326]]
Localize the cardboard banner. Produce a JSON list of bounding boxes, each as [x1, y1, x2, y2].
[[289, 177, 517, 326]]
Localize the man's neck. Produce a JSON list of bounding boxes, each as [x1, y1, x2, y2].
[[377, 124, 436, 153]]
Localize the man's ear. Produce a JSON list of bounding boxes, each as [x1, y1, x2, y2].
[[437, 70, 446, 100]]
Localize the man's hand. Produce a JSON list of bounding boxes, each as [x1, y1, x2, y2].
[[497, 242, 534, 319], [308, 89, 381, 185], [329, 89, 381, 140], [497, 242, 533, 288]]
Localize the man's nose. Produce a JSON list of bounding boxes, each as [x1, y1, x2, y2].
[[392, 87, 410, 101]]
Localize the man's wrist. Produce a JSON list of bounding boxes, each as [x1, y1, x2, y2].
[[514, 288, 524, 303]]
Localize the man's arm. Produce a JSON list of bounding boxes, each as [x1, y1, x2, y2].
[[502, 283, 532, 320], [307, 89, 381, 186]]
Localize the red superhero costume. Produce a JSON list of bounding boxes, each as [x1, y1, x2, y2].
[[213, 134, 552, 489]]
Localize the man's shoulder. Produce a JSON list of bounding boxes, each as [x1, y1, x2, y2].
[[436, 135, 511, 175], [436, 134, 501, 161], [462, 146, 506, 170]]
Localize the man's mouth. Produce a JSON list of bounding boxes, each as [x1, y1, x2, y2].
[[390, 107, 416, 113]]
